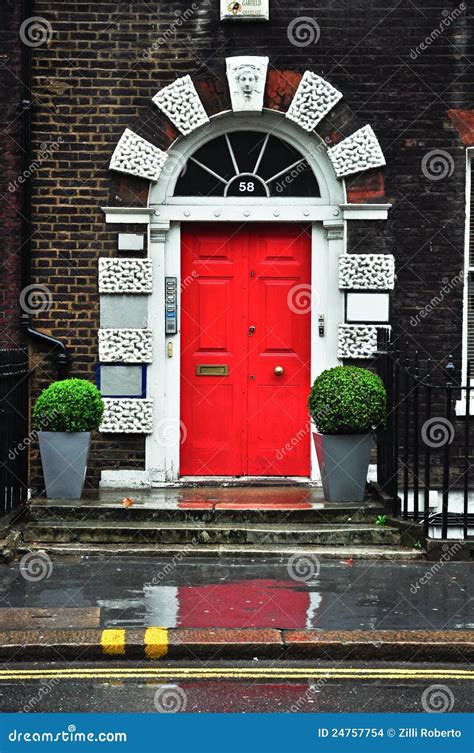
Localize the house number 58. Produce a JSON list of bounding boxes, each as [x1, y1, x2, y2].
[[239, 181, 255, 192]]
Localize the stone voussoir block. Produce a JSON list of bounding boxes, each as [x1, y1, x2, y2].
[[98, 328, 153, 363], [98, 258, 153, 294]]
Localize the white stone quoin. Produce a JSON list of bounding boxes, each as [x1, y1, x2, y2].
[[98, 329, 153, 363], [226, 56, 269, 112], [328, 125, 386, 178], [98, 259, 153, 294], [286, 71, 343, 132], [100, 398, 154, 433], [152, 76, 209, 136], [339, 254, 395, 290], [338, 324, 390, 359], [109, 128, 168, 181]]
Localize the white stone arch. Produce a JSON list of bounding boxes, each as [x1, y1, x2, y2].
[[101, 68, 393, 489], [148, 109, 345, 208]]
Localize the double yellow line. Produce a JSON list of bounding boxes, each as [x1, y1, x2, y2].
[[0, 668, 472, 682]]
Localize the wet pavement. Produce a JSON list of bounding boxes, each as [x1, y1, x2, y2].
[[0, 660, 472, 713], [0, 557, 472, 631]]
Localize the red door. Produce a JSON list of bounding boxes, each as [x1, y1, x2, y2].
[[180, 223, 311, 477]]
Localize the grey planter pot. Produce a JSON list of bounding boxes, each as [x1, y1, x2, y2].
[[38, 431, 91, 499], [313, 430, 373, 502]]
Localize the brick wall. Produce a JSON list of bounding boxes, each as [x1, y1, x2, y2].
[[0, 2, 23, 347], [23, 0, 472, 487]]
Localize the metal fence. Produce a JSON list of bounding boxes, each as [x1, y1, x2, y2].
[[0, 348, 29, 518], [376, 332, 473, 540]]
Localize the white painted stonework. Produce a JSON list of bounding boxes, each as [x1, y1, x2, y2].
[[152, 76, 209, 136], [109, 129, 168, 182], [98, 259, 153, 294], [98, 329, 153, 363], [339, 254, 395, 290], [226, 56, 269, 112], [328, 125, 386, 178], [338, 324, 389, 359], [100, 398, 154, 433], [286, 72, 343, 132]]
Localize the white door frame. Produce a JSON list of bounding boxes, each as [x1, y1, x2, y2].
[[145, 215, 344, 484], [145, 111, 347, 484]]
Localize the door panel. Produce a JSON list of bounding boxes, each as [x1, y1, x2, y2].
[[180, 223, 311, 477], [180, 226, 245, 475], [247, 226, 311, 476]]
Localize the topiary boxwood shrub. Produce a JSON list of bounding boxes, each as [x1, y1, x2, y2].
[[308, 366, 386, 435], [33, 379, 104, 432]]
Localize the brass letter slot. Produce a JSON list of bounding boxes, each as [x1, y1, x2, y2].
[[196, 364, 229, 376]]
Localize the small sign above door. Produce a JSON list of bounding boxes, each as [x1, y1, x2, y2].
[[220, 0, 269, 21]]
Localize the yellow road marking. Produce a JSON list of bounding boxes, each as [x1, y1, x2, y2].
[[0, 668, 471, 682], [0, 667, 471, 676], [100, 629, 126, 656], [144, 627, 168, 660]]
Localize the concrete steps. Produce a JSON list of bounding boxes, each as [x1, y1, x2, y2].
[[28, 500, 383, 525], [21, 489, 423, 559], [19, 542, 424, 560], [23, 520, 401, 546]]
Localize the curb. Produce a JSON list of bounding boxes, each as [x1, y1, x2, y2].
[[0, 628, 472, 663]]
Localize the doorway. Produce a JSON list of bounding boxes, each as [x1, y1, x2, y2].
[[180, 223, 312, 477]]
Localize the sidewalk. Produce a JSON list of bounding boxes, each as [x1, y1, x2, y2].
[[0, 555, 472, 662]]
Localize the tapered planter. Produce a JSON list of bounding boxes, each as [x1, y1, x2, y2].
[[313, 431, 373, 502], [38, 431, 91, 499]]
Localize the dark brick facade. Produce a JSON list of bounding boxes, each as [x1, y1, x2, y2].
[[1, 1, 472, 488], [0, 1, 23, 347]]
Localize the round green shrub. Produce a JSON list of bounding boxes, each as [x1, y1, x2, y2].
[[33, 379, 104, 432], [308, 366, 386, 435]]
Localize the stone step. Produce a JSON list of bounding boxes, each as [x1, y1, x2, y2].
[[19, 542, 424, 560], [28, 500, 384, 525], [23, 521, 400, 546]]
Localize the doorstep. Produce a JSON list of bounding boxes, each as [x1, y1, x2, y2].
[[0, 627, 471, 663]]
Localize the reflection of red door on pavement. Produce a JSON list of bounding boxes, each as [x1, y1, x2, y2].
[[180, 223, 311, 477]]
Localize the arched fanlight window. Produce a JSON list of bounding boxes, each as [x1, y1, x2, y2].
[[174, 130, 320, 198]]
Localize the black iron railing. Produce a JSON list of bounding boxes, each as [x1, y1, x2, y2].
[[0, 348, 30, 517], [376, 331, 473, 540]]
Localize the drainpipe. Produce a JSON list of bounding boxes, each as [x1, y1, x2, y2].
[[19, 0, 69, 379]]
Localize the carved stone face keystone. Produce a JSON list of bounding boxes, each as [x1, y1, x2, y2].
[[226, 56, 269, 112]]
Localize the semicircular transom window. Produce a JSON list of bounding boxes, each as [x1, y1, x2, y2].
[[174, 131, 320, 198]]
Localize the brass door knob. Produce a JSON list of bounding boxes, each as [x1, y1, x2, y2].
[[274, 366, 284, 376]]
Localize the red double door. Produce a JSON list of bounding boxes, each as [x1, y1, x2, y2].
[[180, 224, 311, 477]]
